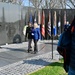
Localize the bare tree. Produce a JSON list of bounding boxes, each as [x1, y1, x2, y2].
[[0, 0, 75, 9], [0, 0, 24, 5], [29, 0, 42, 8], [66, 0, 75, 9], [59, 0, 66, 9], [30, 0, 67, 9]]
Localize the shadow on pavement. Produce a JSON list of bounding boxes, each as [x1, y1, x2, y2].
[[1, 47, 27, 52], [44, 42, 58, 45], [23, 58, 50, 66]]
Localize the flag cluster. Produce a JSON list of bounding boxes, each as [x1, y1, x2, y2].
[[29, 10, 50, 38], [28, 10, 58, 38]]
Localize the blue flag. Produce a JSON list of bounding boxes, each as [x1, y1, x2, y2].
[[29, 13, 33, 23]]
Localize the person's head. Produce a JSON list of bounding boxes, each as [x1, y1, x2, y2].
[[64, 21, 70, 31], [34, 23, 38, 29], [66, 21, 69, 25], [28, 22, 32, 27]]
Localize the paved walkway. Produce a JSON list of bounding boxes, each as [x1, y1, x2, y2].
[[0, 40, 60, 75]]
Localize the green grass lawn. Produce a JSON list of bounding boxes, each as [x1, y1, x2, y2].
[[29, 59, 68, 75]]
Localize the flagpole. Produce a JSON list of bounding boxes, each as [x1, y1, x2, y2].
[[28, 0, 30, 22], [51, 10, 53, 59]]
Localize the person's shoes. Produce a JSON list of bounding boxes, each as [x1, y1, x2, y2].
[[28, 49, 30, 53], [29, 49, 32, 51], [34, 51, 36, 54], [34, 50, 38, 54], [30, 46, 32, 48], [36, 50, 38, 52], [29, 48, 32, 51], [28, 49, 32, 53]]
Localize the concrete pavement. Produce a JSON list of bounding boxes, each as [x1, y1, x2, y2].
[[0, 40, 60, 75]]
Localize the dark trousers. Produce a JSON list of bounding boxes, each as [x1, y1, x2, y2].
[[34, 40, 38, 52], [28, 39, 32, 50]]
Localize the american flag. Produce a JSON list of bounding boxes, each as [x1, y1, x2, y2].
[[47, 11, 51, 36], [41, 10, 45, 37]]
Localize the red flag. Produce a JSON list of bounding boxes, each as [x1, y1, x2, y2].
[[41, 10, 45, 37]]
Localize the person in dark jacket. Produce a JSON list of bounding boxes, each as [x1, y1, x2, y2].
[[68, 17, 75, 75], [64, 21, 70, 31], [31, 23, 41, 54], [25, 22, 33, 52]]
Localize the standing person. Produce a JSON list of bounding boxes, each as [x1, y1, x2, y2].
[[57, 17, 75, 75], [23, 25, 28, 41], [64, 21, 70, 31], [32, 23, 41, 54], [67, 17, 75, 75], [25, 22, 33, 53]]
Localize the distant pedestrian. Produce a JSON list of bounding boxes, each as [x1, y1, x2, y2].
[[23, 25, 28, 41], [64, 21, 70, 31], [32, 23, 41, 54], [25, 22, 33, 52]]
